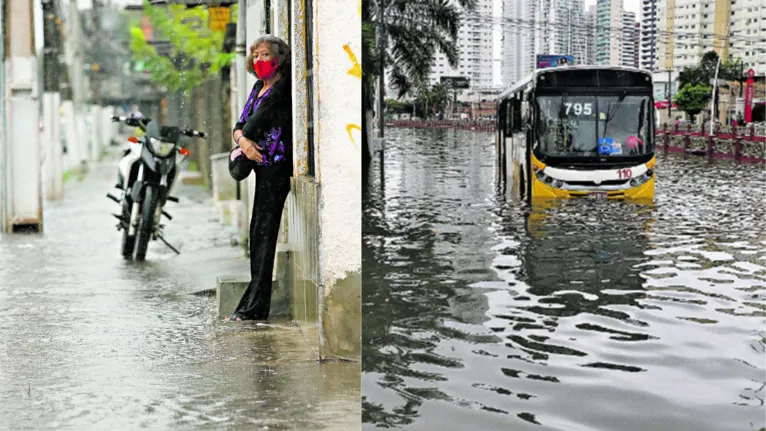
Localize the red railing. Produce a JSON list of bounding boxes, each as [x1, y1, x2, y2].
[[655, 123, 765, 163]]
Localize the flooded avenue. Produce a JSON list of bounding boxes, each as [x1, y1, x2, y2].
[[362, 128, 765, 430], [0, 154, 360, 429]]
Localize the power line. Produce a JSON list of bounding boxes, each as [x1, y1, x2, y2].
[[459, 13, 766, 54], [465, 12, 766, 43]]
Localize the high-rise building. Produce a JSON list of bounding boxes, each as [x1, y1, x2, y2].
[[729, 0, 766, 74], [585, 5, 598, 65], [655, 0, 765, 74], [429, 0, 494, 90], [639, 0, 659, 70], [634, 22, 641, 67], [596, 0, 625, 65], [622, 12, 638, 67], [502, 0, 530, 89], [501, 0, 587, 87]]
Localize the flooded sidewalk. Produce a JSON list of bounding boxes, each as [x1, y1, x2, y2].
[[0, 149, 360, 429]]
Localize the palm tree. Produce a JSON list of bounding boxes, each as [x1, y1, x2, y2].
[[362, 0, 477, 164]]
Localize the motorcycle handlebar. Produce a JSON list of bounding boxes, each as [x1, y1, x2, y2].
[[110, 115, 205, 138], [111, 115, 146, 129], [184, 129, 207, 139]]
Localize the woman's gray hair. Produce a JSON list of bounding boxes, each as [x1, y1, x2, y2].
[[246, 35, 291, 77]]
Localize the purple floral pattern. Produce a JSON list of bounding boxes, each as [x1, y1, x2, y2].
[[237, 86, 285, 167]]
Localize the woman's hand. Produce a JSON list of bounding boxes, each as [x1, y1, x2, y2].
[[239, 137, 264, 163]]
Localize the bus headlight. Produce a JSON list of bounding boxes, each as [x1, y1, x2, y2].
[[629, 168, 654, 188], [535, 169, 565, 188]]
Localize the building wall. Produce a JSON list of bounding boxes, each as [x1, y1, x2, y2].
[[312, 0, 362, 360]]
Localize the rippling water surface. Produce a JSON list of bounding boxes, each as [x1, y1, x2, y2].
[[0, 159, 359, 429], [362, 128, 766, 430]]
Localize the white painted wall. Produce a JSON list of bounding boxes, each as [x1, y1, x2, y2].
[[313, 0, 361, 289], [5, 56, 42, 229], [42, 92, 62, 200]]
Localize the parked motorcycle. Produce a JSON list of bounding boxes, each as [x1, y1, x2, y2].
[[106, 114, 206, 261]]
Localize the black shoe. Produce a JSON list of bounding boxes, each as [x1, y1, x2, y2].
[[229, 312, 247, 322]]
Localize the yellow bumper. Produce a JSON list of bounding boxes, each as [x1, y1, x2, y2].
[[531, 175, 655, 201]]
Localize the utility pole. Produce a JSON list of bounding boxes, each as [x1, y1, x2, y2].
[[710, 18, 731, 134], [91, 0, 102, 107], [3, 0, 43, 232], [377, 0, 385, 138], [42, 0, 63, 201]]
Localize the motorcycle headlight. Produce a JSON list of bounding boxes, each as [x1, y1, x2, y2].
[[149, 137, 176, 157]]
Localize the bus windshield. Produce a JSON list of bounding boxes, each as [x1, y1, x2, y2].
[[535, 94, 653, 159]]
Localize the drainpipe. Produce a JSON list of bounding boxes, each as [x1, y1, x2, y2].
[[235, 0, 247, 117], [0, 0, 6, 230]]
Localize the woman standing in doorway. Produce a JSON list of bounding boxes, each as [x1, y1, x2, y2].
[[228, 35, 293, 322]]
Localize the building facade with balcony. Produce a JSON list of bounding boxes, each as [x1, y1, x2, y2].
[[640, 0, 659, 70]]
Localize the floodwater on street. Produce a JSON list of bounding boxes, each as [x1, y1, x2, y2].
[[362, 128, 766, 430], [0, 153, 360, 429]]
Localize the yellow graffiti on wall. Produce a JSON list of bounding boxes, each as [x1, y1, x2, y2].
[[342, 44, 361, 79], [358, 0, 361, 16], [346, 124, 361, 153]]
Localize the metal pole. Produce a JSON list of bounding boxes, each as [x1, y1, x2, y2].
[[667, 69, 672, 120]]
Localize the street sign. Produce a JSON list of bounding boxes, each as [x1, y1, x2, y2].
[[440, 76, 470, 89], [209, 6, 230, 31], [745, 69, 755, 122]]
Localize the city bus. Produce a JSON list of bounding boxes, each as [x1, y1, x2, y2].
[[496, 65, 656, 202]]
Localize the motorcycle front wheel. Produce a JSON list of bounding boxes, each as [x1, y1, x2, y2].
[[121, 198, 135, 259], [134, 186, 158, 261]]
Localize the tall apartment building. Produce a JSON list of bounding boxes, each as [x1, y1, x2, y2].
[[501, 0, 587, 87], [729, 0, 766, 74], [640, 0, 659, 70], [634, 22, 641, 67], [655, 0, 765, 74], [622, 12, 638, 67], [585, 5, 598, 65], [429, 0, 494, 90], [596, 0, 625, 65]]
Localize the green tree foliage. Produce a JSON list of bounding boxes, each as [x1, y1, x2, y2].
[[678, 50, 742, 89], [674, 84, 712, 121], [413, 83, 449, 118], [129, 1, 235, 93], [363, 0, 477, 99], [386, 99, 413, 114]]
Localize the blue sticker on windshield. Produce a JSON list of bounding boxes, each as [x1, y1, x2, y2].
[[598, 138, 622, 155]]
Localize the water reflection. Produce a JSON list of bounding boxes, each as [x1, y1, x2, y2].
[[363, 128, 766, 430]]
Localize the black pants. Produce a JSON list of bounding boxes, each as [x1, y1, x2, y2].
[[234, 167, 291, 320]]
